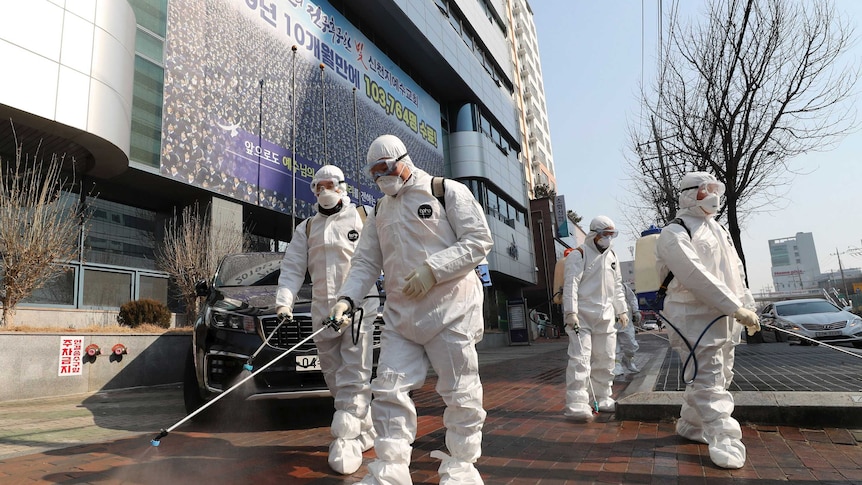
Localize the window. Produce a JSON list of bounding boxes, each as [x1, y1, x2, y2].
[[131, 56, 164, 167], [83, 269, 132, 308], [140, 274, 169, 305], [21, 267, 76, 306]]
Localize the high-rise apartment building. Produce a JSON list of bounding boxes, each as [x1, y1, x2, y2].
[[769, 232, 821, 292], [0, 0, 536, 331], [506, 0, 556, 198]]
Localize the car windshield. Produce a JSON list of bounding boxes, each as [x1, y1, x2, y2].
[[215, 253, 283, 288], [775, 300, 839, 317]]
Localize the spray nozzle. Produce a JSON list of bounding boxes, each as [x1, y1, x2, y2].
[[151, 428, 169, 447]]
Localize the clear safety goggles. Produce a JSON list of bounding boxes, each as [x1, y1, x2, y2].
[[310, 177, 342, 195], [596, 228, 618, 238], [366, 153, 407, 180], [682, 180, 725, 198]]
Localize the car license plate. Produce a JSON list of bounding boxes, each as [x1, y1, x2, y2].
[[295, 354, 321, 371], [815, 330, 841, 337]]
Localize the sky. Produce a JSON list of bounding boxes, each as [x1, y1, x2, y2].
[[531, 0, 862, 294]]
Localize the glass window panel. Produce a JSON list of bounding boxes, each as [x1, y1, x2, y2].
[[487, 191, 498, 217], [83, 269, 132, 308], [20, 267, 76, 306], [448, 14, 461, 34], [131, 56, 164, 167], [83, 198, 157, 269], [479, 115, 491, 137], [128, 0, 168, 37], [139, 275, 168, 304], [135, 29, 163, 63]]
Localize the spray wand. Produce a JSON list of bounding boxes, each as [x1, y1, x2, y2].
[[151, 316, 345, 447], [572, 325, 599, 415]]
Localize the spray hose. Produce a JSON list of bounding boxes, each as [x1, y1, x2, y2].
[[350, 307, 365, 346], [652, 308, 724, 385]]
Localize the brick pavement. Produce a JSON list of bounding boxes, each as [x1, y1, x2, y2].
[[0, 336, 861, 483]]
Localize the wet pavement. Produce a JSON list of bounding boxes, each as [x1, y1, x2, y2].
[[1, 330, 861, 483]]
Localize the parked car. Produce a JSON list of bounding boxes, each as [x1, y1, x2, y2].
[[183, 252, 383, 416], [759, 298, 862, 347], [638, 310, 660, 331]]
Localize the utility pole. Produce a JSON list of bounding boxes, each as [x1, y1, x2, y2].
[[832, 247, 850, 299]]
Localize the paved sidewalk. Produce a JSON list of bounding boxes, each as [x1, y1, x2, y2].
[[0, 332, 861, 483]]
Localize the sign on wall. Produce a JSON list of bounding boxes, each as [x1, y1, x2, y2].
[[555, 195, 569, 237], [58, 336, 83, 376], [161, 0, 444, 219]]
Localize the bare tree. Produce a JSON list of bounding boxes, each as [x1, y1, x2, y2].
[[0, 146, 88, 327], [627, 0, 859, 270], [155, 201, 245, 325]]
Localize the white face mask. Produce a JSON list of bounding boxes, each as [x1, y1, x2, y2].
[[697, 193, 720, 215], [595, 236, 611, 250], [317, 189, 341, 209], [376, 175, 404, 196]]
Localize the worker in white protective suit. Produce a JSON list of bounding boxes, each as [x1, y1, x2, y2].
[[562, 216, 629, 421], [276, 165, 378, 475], [655, 171, 760, 469], [330, 134, 493, 485], [614, 283, 640, 375]]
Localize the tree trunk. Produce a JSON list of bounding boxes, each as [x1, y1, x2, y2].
[[725, 196, 748, 288], [1, 305, 15, 328]]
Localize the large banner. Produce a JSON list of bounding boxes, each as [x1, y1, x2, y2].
[[161, 0, 444, 218]]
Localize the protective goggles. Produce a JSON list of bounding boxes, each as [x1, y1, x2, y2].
[[682, 180, 725, 198], [310, 177, 343, 194], [596, 229, 618, 238], [366, 153, 407, 180]]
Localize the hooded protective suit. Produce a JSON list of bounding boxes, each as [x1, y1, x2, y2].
[[655, 171, 756, 469], [562, 216, 628, 419], [336, 135, 493, 485], [614, 283, 640, 374], [276, 165, 378, 475]]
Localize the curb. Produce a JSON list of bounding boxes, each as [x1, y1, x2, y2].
[[617, 335, 862, 427]]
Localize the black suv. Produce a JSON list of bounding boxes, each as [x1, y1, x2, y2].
[[183, 252, 382, 415]]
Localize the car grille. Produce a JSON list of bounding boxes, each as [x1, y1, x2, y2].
[[260, 316, 317, 351], [801, 321, 846, 331]]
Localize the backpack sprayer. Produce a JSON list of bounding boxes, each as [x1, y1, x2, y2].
[[150, 310, 364, 447], [634, 225, 726, 384]]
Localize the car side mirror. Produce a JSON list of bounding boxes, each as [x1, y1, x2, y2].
[[195, 280, 210, 297]]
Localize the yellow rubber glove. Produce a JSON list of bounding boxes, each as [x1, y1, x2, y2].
[[564, 312, 580, 332], [618, 312, 629, 328], [276, 306, 292, 320], [402, 264, 437, 298], [733, 307, 761, 336], [329, 299, 352, 331]]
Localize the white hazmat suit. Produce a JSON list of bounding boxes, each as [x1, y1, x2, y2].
[[655, 171, 759, 469], [614, 283, 640, 375], [562, 216, 628, 420], [334, 135, 493, 484], [276, 165, 378, 475]]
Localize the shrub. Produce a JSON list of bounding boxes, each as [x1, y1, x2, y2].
[[117, 299, 172, 329]]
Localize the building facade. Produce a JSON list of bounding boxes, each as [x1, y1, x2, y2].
[[505, 0, 556, 198], [769, 232, 821, 292], [0, 0, 536, 331]]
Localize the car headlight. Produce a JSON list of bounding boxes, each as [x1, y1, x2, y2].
[[210, 308, 256, 332], [848, 317, 862, 327]]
